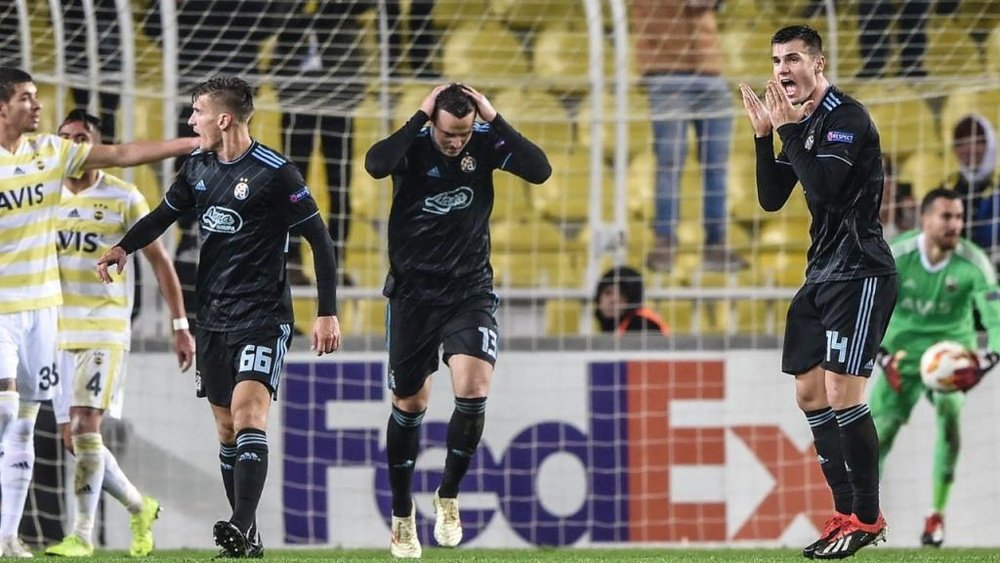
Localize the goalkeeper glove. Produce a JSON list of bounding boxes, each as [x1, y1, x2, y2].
[[877, 347, 905, 393], [953, 350, 1000, 392]]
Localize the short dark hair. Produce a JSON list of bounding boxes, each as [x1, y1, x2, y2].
[[772, 25, 823, 56], [0, 67, 34, 103], [433, 83, 475, 120], [953, 115, 987, 142], [920, 187, 961, 215], [191, 76, 254, 123], [60, 108, 102, 134]]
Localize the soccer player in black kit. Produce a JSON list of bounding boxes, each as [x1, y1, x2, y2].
[[97, 76, 341, 558], [365, 83, 551, 558], [740, 26, 897, 559]]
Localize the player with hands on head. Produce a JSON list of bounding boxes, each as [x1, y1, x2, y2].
[[365, 83, 551, 558], [741, 26, 898, 560], [0, 66, 197, 558], [871, 188, 1000, 548], [43, 109, 194, 558], [97, 76, 341, 558]]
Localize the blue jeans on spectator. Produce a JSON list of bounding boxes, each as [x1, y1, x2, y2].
[[646, 73, 733, 246]]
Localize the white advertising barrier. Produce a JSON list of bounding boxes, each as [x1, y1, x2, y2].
[[99, 350, 1000, 549]]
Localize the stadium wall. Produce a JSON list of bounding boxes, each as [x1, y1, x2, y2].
[[93, 351, 1000, 550]]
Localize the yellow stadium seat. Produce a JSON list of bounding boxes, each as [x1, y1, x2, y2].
[[850, 82, 940, 157], [131, 165, 162, 206], [545, 299, 582, 335], [432, 0, 495, 29], [719, 28, 773, 83], [924, 23, 984, 78], [490, 87, 574, 154], [491, 219, 567, 253], [700, 300, 734, 336], [351, 299, 387, 336], [758, 219, 810, 252], [491, 252, 540, 287], [734, 299, 772, 335], [988, 26, 1000, 78], [576, 89, 653, 162], [655, 300, 695, 335], [491, 0, 584, 30], [346, 218, 383, 255], [492, 175, 536, 223], [344, 250, 387, 288], [533, 150, 611, 223], [532, 26, 617, 94], [392, 83, 434, 130], [626, 151, 657, 223], [757, 251, 807, 287], [442, 23, 529, 85], [899, 150, 948, 200]]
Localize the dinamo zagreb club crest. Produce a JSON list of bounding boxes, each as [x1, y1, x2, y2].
[[234, 178, 250, 200], [805, 133, 814, 150], [460, 154, 477, 173]]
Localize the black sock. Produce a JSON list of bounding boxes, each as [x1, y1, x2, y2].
[[438, 397, 487, 498], [805, 407, 853, 515], [836, 404, 880, 524], [219, 443, 237, 511], [231, 428, 269, 534], [387, 405, 425, 517]]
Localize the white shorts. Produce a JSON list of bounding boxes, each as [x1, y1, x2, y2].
[[53, 348, 127, 425], [0, 307, 59, 402]]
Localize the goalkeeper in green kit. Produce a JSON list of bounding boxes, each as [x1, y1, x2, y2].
[[873, 188, 1000, 548]]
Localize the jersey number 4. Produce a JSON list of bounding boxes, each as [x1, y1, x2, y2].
[[239, 345, 274, 374]]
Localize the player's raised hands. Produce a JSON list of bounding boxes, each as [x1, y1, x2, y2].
[[460, 84, 498, 122], [740, 82, 772, 137], [312, 315, 341, 356], [96, 245, 128, 283], [764, 79, 815, 129], [420, 84, 450, 117]]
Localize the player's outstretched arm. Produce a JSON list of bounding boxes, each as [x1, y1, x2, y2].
[[84, 137, 199, 170], [141, 239, 195, 371], [97, 201, 183, 282]]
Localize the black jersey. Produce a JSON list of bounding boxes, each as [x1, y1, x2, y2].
[[367, 111, 551, 304], [755, 86, 896, 283], [164, 141, 320, 331]]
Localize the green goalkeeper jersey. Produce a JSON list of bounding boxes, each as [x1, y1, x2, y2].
[[883, 231, 1000, 372]]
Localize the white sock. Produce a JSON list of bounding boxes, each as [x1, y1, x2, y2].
[[0, 392, 17, 440], [0, 404, 38, 539], [71, 433, 105, 543], [101, 445, 142, 513]]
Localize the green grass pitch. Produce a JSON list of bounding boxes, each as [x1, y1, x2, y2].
[[54, 548, 1000, 561]]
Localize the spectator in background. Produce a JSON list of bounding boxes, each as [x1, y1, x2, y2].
[[879, 155, 917, 239], [938, 114, 1000, 266], [856, 0, 957, 79], [271, 1, 402, 285], [594, 266, 668, 335], [630, 0, 746, 273], [64, 0, 121, 143]]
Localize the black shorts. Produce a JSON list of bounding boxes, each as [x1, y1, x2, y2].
[[195, 323, 293, 407], [782, 275, 897, 377], [387, 294, 499, 397]]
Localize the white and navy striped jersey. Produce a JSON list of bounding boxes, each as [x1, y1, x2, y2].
[[0, 134, 90, 313], [163, 141, 319, 331], [57, 172, 148, 350]]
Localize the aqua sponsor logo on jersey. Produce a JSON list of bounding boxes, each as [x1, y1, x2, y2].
[[422, 186, 473, 216], [826, 130, 854, 143], [289, 186, 311, 203], [202, 205, 244, 234], [0, 183, 44, 211]]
